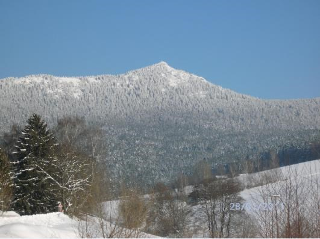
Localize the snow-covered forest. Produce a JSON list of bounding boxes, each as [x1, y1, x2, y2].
[[1, 62, 320, 133], [1, 63, 320, 237], [0, 63, 320, 185]]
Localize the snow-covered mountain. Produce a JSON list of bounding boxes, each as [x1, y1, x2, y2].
[[1, 62, 320, 185], [0, 61, 319, 133]]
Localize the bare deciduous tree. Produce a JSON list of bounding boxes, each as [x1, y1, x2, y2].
[[191, 178, 242, 237], [77, 190, 144, 238], [119, 187, 147, 229], [0, 148, 13, 212], [54, 144, 93, 216], [192, 160, 213, 185], [146, 183, 191, 237]]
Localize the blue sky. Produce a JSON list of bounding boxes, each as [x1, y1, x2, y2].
[[0, 0, 319, 99]]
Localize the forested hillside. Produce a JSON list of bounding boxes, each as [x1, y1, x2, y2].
[[1, 62, 320, 186], [1, 62, 320, 132]]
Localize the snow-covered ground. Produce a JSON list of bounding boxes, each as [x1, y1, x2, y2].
[[1, 160, 319, 238], [0, 210, 157, 238], [0, 212, 78, 238], [0, 202, 157, 238], [238, 159, 320, 185], [239, 159, 320, 204]]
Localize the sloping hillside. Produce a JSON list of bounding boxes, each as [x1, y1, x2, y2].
[[1, 62, 319, 133], [1, 62, 319, 185]]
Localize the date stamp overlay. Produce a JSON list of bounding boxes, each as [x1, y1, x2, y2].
[[229, 202, 285, 212]]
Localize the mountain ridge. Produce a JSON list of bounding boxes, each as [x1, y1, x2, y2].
[[1, 62, 320, 185], [1, 62, 253, 99], [0, 62, 319, 133], [2, 62, 318, 101]]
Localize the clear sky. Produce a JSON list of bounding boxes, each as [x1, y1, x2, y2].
[[0, 0, 319, 99]]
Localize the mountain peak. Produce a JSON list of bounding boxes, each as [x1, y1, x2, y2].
[[149, 61, 172, 70], [156, 61, 169, 66]]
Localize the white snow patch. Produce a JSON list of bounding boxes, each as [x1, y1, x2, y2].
[[57, 77, 80, 85], [0, 211, 20, 217], [14, 76, 44, 84], [0, 212, 77, 238], [86, 77, 99, 83], [167, 74, 186, 87], [101, 200, 120, 221]]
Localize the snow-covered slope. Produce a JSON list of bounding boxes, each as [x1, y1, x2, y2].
[[0, 62, 319, 133], [185, 159, 320, 237], [1, 62, 319, 186], [239, 159, 320, 203], [0, 211, 157, 238]]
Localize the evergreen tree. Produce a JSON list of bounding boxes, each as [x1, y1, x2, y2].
[[0, 148, 13, 212], [12, 114, 58, 215]]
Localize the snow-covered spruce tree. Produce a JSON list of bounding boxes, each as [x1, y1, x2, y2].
[[12, 114, 59, 215], [0, 148, 13, 212]]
